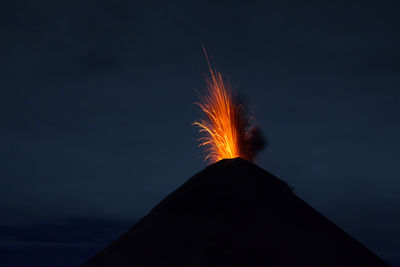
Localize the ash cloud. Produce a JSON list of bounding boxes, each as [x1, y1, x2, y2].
[[236, 95, 267, 162]]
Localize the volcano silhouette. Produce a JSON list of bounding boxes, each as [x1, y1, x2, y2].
[[83, 158, 388, 266]]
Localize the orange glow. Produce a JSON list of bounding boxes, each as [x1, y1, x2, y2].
[[193, 48, 252, 163]]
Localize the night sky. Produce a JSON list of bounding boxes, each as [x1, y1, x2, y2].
[[1, 1, 399, 266]]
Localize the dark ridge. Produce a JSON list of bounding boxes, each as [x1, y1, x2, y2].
[[83, 158, 388, 267]]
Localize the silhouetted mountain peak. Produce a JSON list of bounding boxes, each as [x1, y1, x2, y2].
[[83, 158, 388, 267]]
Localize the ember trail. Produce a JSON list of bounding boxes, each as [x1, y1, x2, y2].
[[193, 48, 265, 163]]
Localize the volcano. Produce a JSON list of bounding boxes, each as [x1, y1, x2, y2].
[[83, 158, 388, 266]]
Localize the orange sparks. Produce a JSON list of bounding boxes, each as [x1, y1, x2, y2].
[[193, 48, 264, 164]]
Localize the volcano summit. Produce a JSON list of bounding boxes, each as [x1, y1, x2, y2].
[[83, 158, 387, 266]]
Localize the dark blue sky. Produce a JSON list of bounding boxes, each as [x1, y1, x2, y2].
[[1, 0, 399, 266]]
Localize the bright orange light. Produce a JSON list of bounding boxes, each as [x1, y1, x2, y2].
[[193, 48, 253, 163]]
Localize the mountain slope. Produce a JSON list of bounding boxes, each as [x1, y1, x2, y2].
[[83, 158, 388, 266]]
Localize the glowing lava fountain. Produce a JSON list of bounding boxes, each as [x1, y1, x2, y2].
[[193, 49, 265, 164]]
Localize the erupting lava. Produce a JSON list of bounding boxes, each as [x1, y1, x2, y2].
[[193, 48, 265, 164]]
